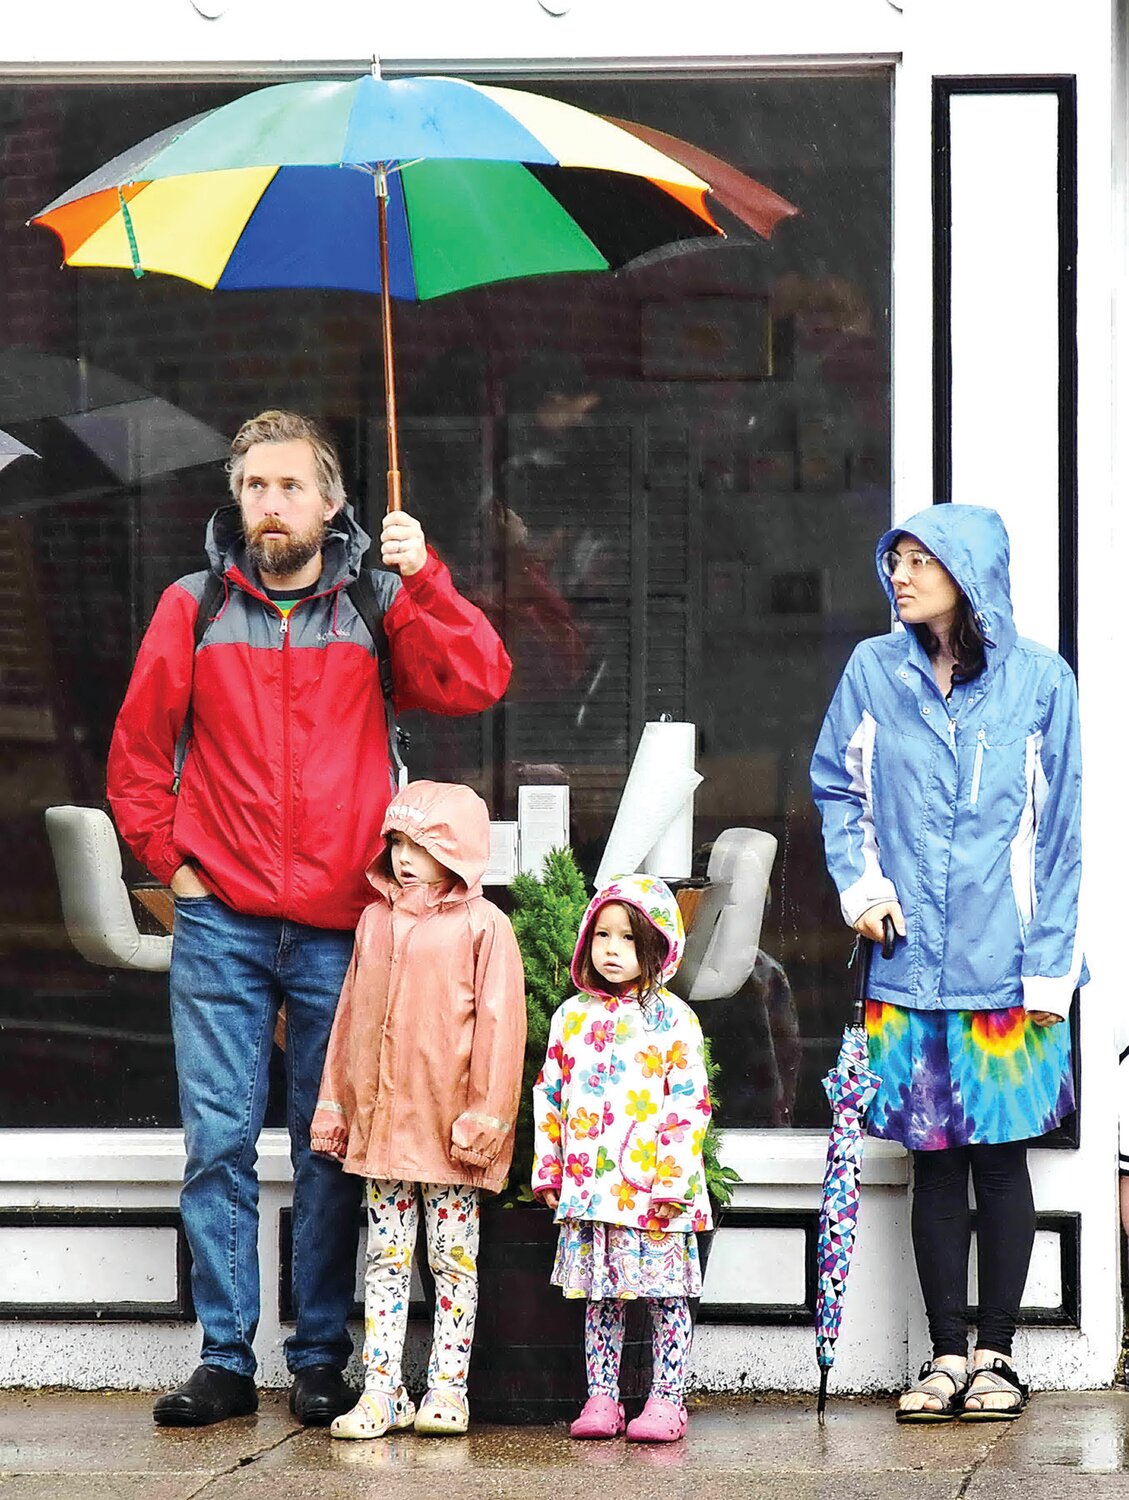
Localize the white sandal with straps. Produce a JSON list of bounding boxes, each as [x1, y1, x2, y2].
[[329, 1386, 416, 1441], [414, 1386, 469, 1435]]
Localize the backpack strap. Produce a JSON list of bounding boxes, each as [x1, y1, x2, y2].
[[173, 573, 224, 794], [346, 570, 408, 789], [345, 570, 393, 701]]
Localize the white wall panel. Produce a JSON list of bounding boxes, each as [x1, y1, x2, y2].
[[0, 1226, 177, 1304], [949, 92, 1061, 650], [702, 1226, 806, 1308]]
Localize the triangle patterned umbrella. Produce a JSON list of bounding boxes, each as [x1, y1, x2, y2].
[[815, 919, 895, 1421]]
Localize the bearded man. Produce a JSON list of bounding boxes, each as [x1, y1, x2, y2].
[[107, 410, 511, 1428]]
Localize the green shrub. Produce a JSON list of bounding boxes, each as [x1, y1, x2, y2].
[[701, 1035, 740, 1210], [505, 847, 591, 1205]]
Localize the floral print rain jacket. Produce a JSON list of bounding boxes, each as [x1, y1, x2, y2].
[[531, 874, 713, 1234]]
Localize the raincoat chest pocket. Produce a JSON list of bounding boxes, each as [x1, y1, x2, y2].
[[966, 723, 1029, 821]]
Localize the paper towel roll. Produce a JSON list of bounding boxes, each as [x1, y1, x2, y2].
[[595, 721, 702, 890], [640, 782, 697, 880]]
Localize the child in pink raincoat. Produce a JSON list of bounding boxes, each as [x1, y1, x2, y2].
[[532, 873, 712, 1443], [311, 781, 525, 1440]]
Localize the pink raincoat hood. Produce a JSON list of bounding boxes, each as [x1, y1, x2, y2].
[[570, 873, 686, 999], [367, 779, 489, 903]]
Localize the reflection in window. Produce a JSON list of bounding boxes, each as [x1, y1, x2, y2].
[[0, 74, 890, 1128]]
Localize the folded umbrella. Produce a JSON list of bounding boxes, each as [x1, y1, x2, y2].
[[815, 916, 895, 1421]]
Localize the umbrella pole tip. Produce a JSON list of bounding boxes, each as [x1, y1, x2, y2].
[[817, 1368, 829, 1422], [371, 54, 382, 79]]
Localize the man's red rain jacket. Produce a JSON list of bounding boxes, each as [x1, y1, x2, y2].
[[107, 503, 511, 930]]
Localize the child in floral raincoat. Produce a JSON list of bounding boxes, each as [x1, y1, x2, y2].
[[532, 873, 712, 1443]]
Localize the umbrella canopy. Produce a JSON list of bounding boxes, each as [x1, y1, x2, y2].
[[0, 429, 38, 474], [31, 71, 799, 510], [0, 350, 228, 487], [814, 921, 894, 1421], [32, 75, 797, 298]]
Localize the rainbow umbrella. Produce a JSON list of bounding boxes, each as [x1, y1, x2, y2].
[[31, 69, 798, 512]]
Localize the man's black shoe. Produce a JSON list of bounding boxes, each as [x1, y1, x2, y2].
[[289, 1365, 356, 1426], [153, 1364, 258, 1427]]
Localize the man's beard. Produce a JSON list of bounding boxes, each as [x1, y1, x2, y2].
[[244, 516, 327, 578]]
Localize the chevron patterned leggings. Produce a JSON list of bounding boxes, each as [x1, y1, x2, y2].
[[584, 1297, 692, 1402]]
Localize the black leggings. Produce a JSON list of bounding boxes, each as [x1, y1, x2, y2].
[[911, 1142, 1035, 1359]]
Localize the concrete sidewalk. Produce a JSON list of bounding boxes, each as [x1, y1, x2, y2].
[[5, 1390, 1129, 1499]]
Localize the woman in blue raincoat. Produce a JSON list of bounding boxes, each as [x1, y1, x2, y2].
[[811, 503, 1085, 1424]]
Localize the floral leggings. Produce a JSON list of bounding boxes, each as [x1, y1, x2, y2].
[[362, 1180, 480, 1395], [584, 1297, 692, 1403]]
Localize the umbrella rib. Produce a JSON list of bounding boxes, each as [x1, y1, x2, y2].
[[115, 189, 144, 279]]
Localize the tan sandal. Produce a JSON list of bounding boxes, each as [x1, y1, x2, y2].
[[414, 1386, 469, 1435], [960, 1358, 1028, 1421], [329, 1386, 416, 1440], [895, 1360, 969, 1424]]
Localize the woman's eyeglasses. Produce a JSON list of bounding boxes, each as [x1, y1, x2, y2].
[[880, 549, 939, 579]]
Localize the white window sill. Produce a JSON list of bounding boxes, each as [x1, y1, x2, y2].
[[721, 1127, 909, 1186], [0, 1126, 908, 1188]]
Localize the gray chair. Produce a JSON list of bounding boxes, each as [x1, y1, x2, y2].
[[44, 804, 172, 971], [670, 827, 778, 1003]]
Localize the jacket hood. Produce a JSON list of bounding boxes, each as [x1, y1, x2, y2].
[[571, 874, 686, 999], [876, 503, 1017, 667], [368, 780, 490, 902], [204, 500, 372, 589]]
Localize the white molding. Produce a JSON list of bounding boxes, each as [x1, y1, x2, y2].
[[720, 1129, 908, 1187], [0, 1126, 909, 1188], [0, 1129, 290, 1184], [0, 54, 902, 78]]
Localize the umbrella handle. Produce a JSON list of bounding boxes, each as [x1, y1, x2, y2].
[[374, 166, 403, 514], [849, 916, 897, 1025], [880, 914, 897, 959]]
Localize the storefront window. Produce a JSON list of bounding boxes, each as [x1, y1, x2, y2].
[[0, 73, 891, 1128]]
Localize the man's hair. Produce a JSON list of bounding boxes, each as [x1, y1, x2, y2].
[[575, 899, 670, 1004], [227, 410, 346, 510]]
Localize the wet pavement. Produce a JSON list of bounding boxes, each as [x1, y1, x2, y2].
[[4, 1390, 1129, 1498]]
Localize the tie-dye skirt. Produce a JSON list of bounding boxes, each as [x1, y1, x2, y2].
[[865, 1001, 1074, 1151]]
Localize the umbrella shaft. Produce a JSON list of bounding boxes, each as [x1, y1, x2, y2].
[[375, 167, 402, 512]]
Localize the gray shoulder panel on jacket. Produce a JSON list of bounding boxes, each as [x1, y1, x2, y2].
[[172, 571, 215, 605]]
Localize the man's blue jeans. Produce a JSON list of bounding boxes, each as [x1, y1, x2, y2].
[[169, 893, 359, 1377]]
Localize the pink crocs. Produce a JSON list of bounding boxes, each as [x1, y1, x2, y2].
[[625, 1395, 688, 1443], [570, 1394, 626, 1439]]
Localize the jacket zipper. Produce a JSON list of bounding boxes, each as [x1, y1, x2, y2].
[[970, 727, 987, 806], [279, 608, 295, 915]]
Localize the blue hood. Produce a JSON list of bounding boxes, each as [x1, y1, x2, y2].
[[876, 503, 1017, 668]]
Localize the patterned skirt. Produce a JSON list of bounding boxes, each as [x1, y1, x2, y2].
[[551, 1221, 702, 1301], [865, 1001, 1074, 1151]]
